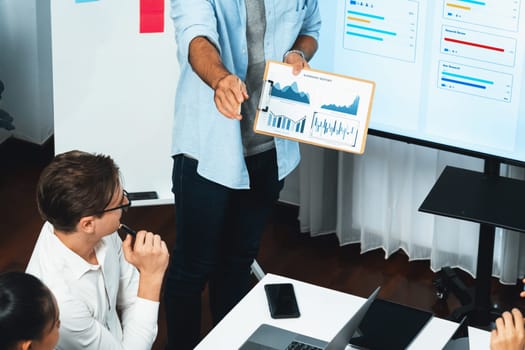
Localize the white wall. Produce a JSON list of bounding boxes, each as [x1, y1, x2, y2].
[[51, 0, 179, 205], [0, 0, 53, 145]]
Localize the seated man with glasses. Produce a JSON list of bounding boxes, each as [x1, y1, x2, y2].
[[26, 150, 169, 350]]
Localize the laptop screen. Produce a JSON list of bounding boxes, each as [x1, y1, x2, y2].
[[349, 298, 433, 350], [325, 286, 381, 350], [442, 317, 470, 350]]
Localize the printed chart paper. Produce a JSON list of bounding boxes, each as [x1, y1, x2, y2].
[[255, 61, 375, 154]]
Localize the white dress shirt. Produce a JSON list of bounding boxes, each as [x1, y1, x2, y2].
[[26, 222, 159, 350]]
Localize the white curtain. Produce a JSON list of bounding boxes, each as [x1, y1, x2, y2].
[[290, 136, 525, 284]]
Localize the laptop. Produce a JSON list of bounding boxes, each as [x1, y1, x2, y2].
[[239, 286, 381, 350], [442, 316, 470, 350], [348, 298, 433, 349]]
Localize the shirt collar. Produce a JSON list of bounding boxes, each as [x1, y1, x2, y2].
[[43, 221, 108, 280]]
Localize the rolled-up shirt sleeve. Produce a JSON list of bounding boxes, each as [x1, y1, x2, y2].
[[300, 0, 322, 41], [170, 0, 221, 64]]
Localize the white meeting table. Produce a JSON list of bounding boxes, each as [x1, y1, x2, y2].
[[195, 273, 491, 349]]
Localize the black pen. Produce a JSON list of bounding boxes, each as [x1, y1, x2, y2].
[[119, 223, 136, 237]]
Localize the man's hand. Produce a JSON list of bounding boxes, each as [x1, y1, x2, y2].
[[122, 230, 169, 301], [284, 51, 310, 76], [282, 35, 318, 75], [123, 230, 169, 276], [490, 308, 525, 350], [188, 36, 249, 120], [213, 74, 249, 120]]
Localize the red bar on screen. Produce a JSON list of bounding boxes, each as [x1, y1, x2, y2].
[[444, 37, 504, 52]]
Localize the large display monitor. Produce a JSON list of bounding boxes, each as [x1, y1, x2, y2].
[[312, 0, 525, 166]]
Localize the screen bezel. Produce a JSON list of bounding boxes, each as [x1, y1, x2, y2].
[[368, 128, 525, 168]]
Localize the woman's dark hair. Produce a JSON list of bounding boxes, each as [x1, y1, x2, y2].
[[36, 150, 121, 232], [0, 271, 58, 349]]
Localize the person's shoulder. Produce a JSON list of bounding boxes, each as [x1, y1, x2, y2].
[[27, 262, 75, 297], [26, 223, 60, 277]]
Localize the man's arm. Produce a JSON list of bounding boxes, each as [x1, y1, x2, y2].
[[284, 35, 319, 75], [122, 230, 169, 302], [115, 231, 169, 349], [188, 36, 248, 120]]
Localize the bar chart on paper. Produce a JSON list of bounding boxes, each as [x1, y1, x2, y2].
[[267, 113, 307, 135]]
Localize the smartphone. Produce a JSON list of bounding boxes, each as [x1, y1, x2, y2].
[[264, 283, 300, 319]]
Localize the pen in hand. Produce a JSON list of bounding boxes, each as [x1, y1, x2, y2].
[[119, 223, 136, 237]]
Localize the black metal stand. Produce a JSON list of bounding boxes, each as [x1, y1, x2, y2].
[[419, 161, 525, 328]]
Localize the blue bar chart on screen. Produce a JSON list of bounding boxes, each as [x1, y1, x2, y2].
[[312, 0, 525, 165]]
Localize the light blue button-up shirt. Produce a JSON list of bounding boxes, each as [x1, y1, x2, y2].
[[170, 0, 321, 189]]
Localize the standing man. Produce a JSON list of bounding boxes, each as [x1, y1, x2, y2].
[[26, 150, 170, 349], [165, 1, 321, 348]]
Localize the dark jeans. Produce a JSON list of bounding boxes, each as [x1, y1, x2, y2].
[[164, 149, 284, 350]]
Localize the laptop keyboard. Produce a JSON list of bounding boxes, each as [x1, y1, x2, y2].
[[286, 341, 323, 350]]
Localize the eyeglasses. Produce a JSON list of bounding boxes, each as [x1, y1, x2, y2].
[[98, 190, 131, 214]]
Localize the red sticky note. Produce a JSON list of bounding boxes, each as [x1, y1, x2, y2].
[[140, 0, 164, 33]]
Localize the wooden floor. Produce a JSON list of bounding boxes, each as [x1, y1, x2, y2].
[[1, 137, 524, 349]]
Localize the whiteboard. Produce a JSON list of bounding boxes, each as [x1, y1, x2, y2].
[[52, 0, 179, 205]]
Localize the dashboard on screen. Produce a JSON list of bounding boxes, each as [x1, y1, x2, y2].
[[312, 0, 525, 165]]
